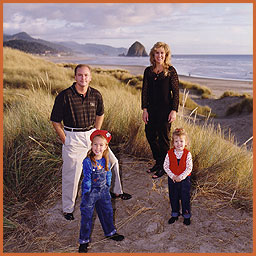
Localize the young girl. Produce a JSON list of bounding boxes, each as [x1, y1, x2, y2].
[[79, 130, 124, 253], [163, 128, 193, 226]]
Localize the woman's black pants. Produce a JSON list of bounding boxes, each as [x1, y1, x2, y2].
[[145, 121, 171, 167]]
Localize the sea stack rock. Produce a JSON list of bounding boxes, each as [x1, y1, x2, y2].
[[126, 41, 148, 57]]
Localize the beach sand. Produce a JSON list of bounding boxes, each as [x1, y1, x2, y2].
[[5, 153, 252, 253], [89, 64, 253, 98], [179, 75, 253, 98]]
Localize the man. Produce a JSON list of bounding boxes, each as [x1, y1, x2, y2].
[[50, 64, 131, 221]]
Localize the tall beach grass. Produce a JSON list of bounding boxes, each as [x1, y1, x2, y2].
[[3, 47, 74, 94], [3, 48, 253, 237]]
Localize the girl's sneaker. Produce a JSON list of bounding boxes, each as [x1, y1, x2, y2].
[[183, 218, 191, 225], [168, 216, 178, 224], [107, 233, 125, 241], [78, 243, 88, 253]]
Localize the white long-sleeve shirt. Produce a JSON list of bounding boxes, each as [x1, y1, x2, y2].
[[163, 149, 193, 180]]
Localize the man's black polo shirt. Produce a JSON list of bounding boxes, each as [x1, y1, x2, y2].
[[50, 83, 104, 128]]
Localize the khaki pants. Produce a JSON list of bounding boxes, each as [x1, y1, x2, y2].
[[62, 128, 123, 213]]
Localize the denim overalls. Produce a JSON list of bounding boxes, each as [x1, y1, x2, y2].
[[79, 157, 116, 244]]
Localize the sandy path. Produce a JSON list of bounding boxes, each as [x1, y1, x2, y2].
[[3, 155, 253, 253]]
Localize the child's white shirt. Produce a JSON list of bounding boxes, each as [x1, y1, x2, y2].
[[163, 149, 193, 180]]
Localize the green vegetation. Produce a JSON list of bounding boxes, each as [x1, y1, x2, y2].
[[3, 48, 252, 237]]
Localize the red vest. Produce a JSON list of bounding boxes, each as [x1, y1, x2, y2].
[[168, 148, 191, 176]]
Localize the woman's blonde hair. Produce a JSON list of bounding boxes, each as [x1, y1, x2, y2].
[[171, 128, 189, 148], [149, 42, 171, 76], [87, 135, 110, 171]]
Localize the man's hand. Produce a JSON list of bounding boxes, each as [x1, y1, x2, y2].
[[52, 122, 66, 144], [95, 114, 104, 130]]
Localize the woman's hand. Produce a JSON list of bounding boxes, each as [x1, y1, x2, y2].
[[168, 110, 177, 123], [142, 108, 149, 124]]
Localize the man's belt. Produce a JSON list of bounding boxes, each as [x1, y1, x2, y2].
[[64, 125, 94, 132]]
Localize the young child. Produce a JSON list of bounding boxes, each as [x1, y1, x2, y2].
[[163, 128, 193, 226], [79, 130, 124, 253]]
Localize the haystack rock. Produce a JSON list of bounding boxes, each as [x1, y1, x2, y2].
[[126, 41, 148, 57]]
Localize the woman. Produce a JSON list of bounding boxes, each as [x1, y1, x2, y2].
[[142, 42, 179, 179]]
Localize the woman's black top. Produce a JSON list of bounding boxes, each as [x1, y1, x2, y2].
[[141, 65, 179, 123]]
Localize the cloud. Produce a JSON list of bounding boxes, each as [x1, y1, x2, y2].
[[3, 3, 177, 43], [3, 3, 253, 54], [4, 3, 173, 28]]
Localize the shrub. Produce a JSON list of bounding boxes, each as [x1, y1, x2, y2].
[[226, 97, 253, 115], [179, 80, 212, 97], [220, 91, 251, 99]]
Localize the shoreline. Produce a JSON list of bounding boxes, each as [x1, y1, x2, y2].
[[41, 56, 253, 98], [178, 74, 253, 97], [89, 64, 253, 98]]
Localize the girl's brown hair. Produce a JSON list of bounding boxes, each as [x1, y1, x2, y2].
[[149, 42, 171, 76], [171, 128, 189, 148], [87, 135, 110, 171]]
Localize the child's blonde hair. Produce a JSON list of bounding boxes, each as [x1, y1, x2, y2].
[[87, 135, 110, 171], [171, 128, 189, 148]]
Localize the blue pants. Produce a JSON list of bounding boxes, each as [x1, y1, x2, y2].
[[79, 186, 116, 244], [168, 176, 191, 219]]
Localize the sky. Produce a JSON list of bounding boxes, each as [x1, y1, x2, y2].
[[3, 3, 253, 54]]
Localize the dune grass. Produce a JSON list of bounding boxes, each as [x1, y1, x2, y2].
[[3, 48, 253, 237], [226, 98, 253, 116], [220, 91, 251, 99], [218, 91, 253, 115], [179, 91, 214, 117], [3, 47, 74, 94], [179, 80, 212, 98], [94, 67, 143, 89]]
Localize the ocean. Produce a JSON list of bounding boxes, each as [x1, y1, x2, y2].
[[77, 54, 253, 81]]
